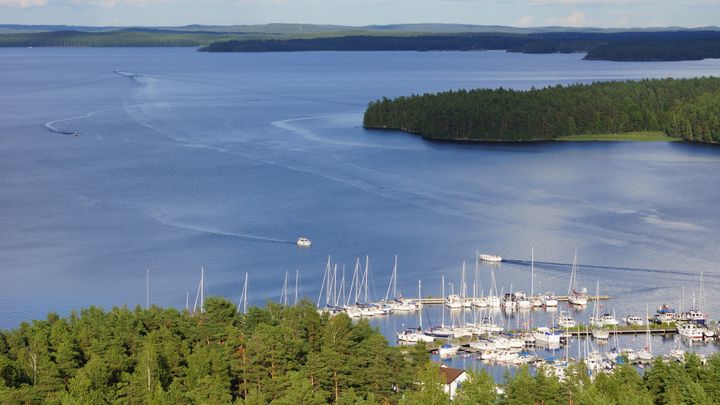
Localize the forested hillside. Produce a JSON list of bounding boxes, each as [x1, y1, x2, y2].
[[2, 300, 720, 403], [363, 77, 720, 143]]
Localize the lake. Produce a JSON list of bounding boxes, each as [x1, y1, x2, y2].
[[1, 48, 720, 366]]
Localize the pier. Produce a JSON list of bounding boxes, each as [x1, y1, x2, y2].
[[416, 295, 612, 305]]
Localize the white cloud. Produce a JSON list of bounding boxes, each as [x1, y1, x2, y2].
[[544, 10, 587, 26], [515, 15, 535, 26], [0, 0, 47, 7]]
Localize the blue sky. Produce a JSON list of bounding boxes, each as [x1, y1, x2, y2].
[[0, 0, 718, 28]]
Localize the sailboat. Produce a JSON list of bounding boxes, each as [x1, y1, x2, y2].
[[384, 255, 419, 312], [591, 281, 610, 340], [397, 280, 434, 343], [529, 247, 543, 307], [638, 304, 653, 362], [567, 250, 588, 306]]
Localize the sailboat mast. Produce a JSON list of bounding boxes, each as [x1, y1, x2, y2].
[[146, 269, 150, 310], [294, 269, 299, 306], [530, 247, 534, 297], [441, 275, 446, 327]]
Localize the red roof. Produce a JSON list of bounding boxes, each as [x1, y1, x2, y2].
[[439, 366, 465, 384]]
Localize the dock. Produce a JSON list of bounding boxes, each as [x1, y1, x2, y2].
[[416, 295, 611, 305]]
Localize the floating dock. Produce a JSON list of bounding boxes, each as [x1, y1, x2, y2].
[[416, 295, 611, 305]]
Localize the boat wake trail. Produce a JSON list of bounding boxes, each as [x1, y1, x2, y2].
[[151, 214, 295, 245], [44, 109, 108, 136], [503, 259, 703, 279]]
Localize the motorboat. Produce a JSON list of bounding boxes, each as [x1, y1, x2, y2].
[[556, 311, 576, 328], [568, 289, 588, 306], [296, 236, 312, 247], [533, 327, 562, 344], [543, 292, 559, 307], [621, 348, 638, 362], [655, 305, 676, 323], [472, 296, 489, 307], [469, 338, 496, 351], [591, 327, 610, 340], [637, 347, 653, 362], [677, 323, 705, 339], [438, 344, 460, 358], [623, 315, 644, 326], [479, 253, 502, 262], [445, 293, 463, 309], [515, 291, 531, 309], [495, 350, 520, 363], [397, 329, 434, 343], [502, 293, 517, 310]]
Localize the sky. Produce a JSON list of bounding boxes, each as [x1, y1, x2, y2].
[[0, 0, 718, 28]]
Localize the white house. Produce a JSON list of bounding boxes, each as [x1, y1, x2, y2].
[[439, 364, 468, 400]]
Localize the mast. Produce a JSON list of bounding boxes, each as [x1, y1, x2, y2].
[[364, 255, 369, 304], [530, 247, 534, 297], [146, 269, 150, 310], [385, 255, 398, 302], [280, 271, 289, 306], [441, 275, 446, 327], [317, 257, 330, 308], [294, 269, 299, 305], [418, 280, 423, 329], [237, 273, 249, 314]]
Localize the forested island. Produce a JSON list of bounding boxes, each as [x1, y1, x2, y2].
[[2, 299, 720, 404], [363, 77, 720, 143], [200, 31, 720, 62]]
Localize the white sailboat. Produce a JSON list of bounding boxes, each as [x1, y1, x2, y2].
[[591, 281, 610, 340], [397, 280, 435, 343], [384, 255, 419, 312], [529, 247, 543, 307], [638, 304, 653, 362], [567, 250, 588, 306]]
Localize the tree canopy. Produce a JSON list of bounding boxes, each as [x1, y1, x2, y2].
[[363, 77, 720, 143]]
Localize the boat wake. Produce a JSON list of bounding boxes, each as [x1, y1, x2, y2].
[[151, 213, 295, 245], [503, 259, 704, 279], [44, 109, 109, 136]]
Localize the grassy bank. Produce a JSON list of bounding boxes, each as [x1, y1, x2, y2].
[[556, 131, 681, 142]]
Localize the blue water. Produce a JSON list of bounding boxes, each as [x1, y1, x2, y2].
[[2, 48, 720, 368]]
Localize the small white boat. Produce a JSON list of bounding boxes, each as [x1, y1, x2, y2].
[[515, 291, 531, 309], [623, 315, 644, 326], [533, 327, 562, 344], [621, 348, 638, 362], [669, 349, 685, 362], [591, 327, 610, 340], [543, 292, 559, 307], [296, 236, 312, 247], [469, 338, 496, 351], [495, 350, 519, 363], [479, 254, 502, 262], [397, 329, 435, 343], [556, 311, 576, 328], [445, 293, 463, 309], [438, 343, 460, 358], [637, 347, 653, 362], [677, 323, 705, 339]]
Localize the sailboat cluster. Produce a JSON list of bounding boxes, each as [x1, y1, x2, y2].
[[308, 249, 719, 375]]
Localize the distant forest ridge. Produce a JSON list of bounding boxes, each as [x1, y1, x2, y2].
[[1, 28, 720, 61], [363, 77, 720, 143]]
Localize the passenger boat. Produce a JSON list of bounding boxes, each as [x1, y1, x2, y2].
[[296, 236, 312, 247], [479, 253, 502, 262]]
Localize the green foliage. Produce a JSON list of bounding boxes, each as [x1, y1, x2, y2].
[[364, 77, 720, 143], [4, 299, 720, 404]]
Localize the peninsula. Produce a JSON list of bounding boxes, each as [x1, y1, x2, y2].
[[363, 77, 720, 143]]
